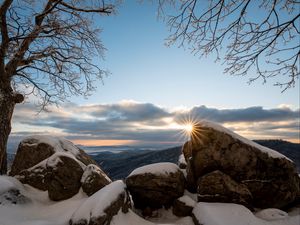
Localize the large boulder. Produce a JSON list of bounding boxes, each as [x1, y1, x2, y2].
[[70, 180, 130, 225], [81, 164, 112, 196], [126, 162, 185, 210], [197, 170, 252, 208], [183, 121, 300, 209], [17, 153, 84, 201], [11, 136, 110, 201], [10, 136, 96, 176]]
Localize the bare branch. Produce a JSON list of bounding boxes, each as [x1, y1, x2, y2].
[[160, 0, 300, 91]]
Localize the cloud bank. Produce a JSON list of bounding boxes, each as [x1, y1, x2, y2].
[[9, 100, 299, 148]]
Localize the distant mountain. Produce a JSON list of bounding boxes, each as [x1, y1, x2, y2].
[[92, 140, 300, 180], [92, 146, 182, 180], [254, 140, 300, 171], [7, 140, 299, 179]]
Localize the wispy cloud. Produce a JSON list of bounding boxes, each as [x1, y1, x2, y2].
[[9, 101, 299, 148]]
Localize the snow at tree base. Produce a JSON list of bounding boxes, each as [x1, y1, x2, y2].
[[0, 121, 299, 225]]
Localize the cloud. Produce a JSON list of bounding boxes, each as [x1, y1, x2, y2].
[[186, 105, 299, 122], [9, 101, 299, 148]]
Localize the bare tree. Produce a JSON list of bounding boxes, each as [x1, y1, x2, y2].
[[0, 0, 115, 174], [158, 0, 299, 90]]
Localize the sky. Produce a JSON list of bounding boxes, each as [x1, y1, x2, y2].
[[9, 1, 300, 149]]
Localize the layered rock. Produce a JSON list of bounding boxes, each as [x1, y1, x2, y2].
[[183, 121, 300, 208], [126, 162, 185, 210], [11, 136, 110, 201], [70, 180, 130, 225]]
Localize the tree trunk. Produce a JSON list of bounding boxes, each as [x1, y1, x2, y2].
[[0, 87, 16, 175]]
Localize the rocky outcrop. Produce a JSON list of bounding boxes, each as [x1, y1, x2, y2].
[[10, 135, 96, 176], [81, 164, 112, 196], [11, 136, 111, 201], [126, 162, 185, 210], [183, 121, 300, 209], [70, 180, 130, 225], [197, 170, 252, 208], [17, 153, 84, 201]]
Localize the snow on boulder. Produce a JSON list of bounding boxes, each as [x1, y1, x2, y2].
[[18, 153, 84, 201], [172, 195, 196, 217], [10, 136, 111, 201], [126, 162, 185, 210], [0, 176, 29, 205], [178, 153, 187, 169], [10, 135, 96, 176], [81, 164, 112, 196], [192, 202, 299, 225], [255, 208, 288, 221], [183, 121, 300, 208], [70, 180, 130, 225]]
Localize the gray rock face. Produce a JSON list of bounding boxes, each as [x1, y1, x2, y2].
[[10, 140, 54, 176], [197, 170, 252, 208], [126, 163, 185, 210], [183, 122, 300, 209], [81, 164, 112, 196], [47, 155, 84, 201]]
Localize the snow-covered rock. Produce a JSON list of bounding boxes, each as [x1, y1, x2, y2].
[[10, 135, 96, 176], [172, 195, 196, 217], [178, 153, 187, 169], [0, 175, 299, 225], [81, 164, 112, 196], [17, 153, 84, 201], [70, 180, 130, 225], [0, 176, 29, 205], [10, 136, 111, 201], [126, 162, 185, 211], [183, 121, 300, 208]]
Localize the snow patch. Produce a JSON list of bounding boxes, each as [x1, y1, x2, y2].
[[22, 135, 81, 156], [24, 152, 86, 173], [177, 195, 196, 207], [193, 202, 299, 225], [0, 176, 16, 194], [178, 154, 186, 165], [255, 208, 289, 221], [128, 162, 180, 177]]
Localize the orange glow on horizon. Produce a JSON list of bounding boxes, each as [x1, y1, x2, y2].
[[72, 139, 137, 146]]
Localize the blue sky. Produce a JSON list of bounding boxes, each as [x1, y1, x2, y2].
[[9, 1, 300, 148], [69, 1, 299, 109]]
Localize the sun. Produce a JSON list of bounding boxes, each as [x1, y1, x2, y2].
[[183, 123, 194, 135]]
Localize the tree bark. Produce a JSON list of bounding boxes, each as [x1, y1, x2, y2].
[[0, 84, 16, 174]]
